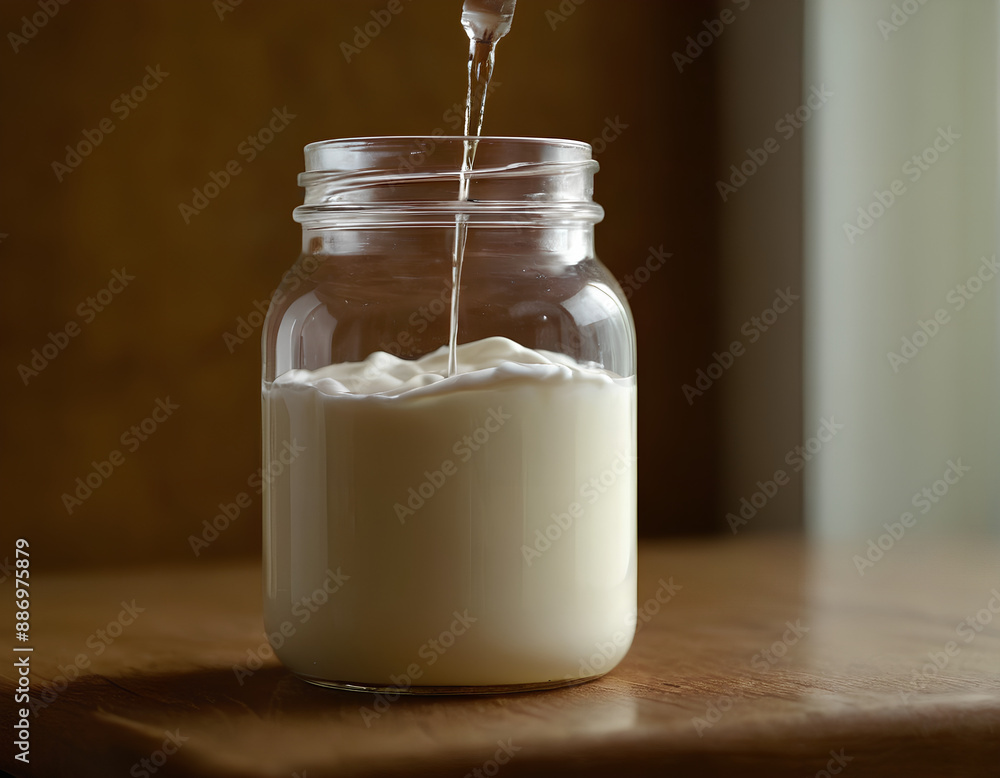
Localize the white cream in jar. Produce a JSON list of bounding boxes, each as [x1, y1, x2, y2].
[[263, 336, 636, 689]]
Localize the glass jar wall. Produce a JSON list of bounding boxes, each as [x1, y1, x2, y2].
[[262, 136, 637, 693]]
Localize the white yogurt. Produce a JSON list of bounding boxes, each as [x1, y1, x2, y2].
[[263, 337, 636, 688]]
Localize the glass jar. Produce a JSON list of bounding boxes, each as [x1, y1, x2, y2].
[[262, 136, 637, 693]]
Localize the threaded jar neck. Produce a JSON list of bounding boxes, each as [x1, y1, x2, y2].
[[294, 136, 604, 228]]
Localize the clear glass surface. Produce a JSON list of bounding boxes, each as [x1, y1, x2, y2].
[[263, 137, 637, 693]]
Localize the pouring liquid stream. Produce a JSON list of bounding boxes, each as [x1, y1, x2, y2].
[[448, 1, 516, 377]]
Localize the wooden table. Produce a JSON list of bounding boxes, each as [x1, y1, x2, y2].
[[2, 536, 999, 777]]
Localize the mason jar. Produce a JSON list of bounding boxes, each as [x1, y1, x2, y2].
[[262, 136, 637, 693]]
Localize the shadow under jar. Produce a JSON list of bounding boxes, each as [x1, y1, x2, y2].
[[262, 136, 637, 693]]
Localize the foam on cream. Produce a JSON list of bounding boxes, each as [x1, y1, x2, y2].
[[272, 337, 621, 397]]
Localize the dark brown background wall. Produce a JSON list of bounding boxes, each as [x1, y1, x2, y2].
[[718, 0, 804, 533], [0, 0, 723, 570]]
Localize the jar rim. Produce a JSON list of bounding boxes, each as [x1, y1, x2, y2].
[[295, 136, 603, 226], [303, 135, 595, 173]]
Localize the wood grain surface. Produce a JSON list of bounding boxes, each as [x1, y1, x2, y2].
[[2, 535, 999, 777]]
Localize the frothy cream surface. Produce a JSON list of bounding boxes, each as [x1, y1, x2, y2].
[[272, 337, 620, 397]]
